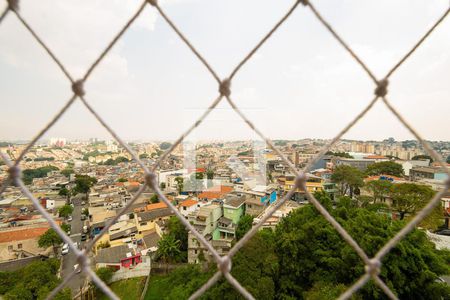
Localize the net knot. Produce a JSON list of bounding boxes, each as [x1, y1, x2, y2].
[[374, 79, 388, 97], [148, 0, 158, 6], [295, 172, 307, 188], [7, 0, 19, 11], [299, 0, 309, 6], [218, 256, 232, 274], [76, 253, 90, 271], [445, 176, 450, 188], [145, 172, 158, 187], [219, 79, 231, 97], [8, 165, 21, 180], [365, 259, 381, 276], [72, 79, 85, 97]]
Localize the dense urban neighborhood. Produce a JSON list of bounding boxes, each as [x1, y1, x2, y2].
[[0, 138, 449, 299]]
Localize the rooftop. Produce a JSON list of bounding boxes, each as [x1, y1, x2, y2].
[[180, 199, 198, 208], [0, 226, 50, 243]]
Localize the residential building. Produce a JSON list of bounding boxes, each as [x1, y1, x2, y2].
[[396, 159, 430, 176], [410, 166, 448, 182], [0, 226, 50, 262]]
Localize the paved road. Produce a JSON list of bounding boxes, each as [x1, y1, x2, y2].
[[61, 197, 88, 295]]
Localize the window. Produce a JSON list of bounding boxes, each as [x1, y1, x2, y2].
[[17, 243, 22, 249], [140, 222, 147, 226], [183, 207, 186, 210], [194, 249, 197, 254], [8, 245, 13, 251]]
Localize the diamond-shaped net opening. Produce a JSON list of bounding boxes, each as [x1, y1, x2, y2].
[[0, 1, 449, 299]]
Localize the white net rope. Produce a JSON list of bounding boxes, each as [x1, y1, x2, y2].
[[0, 0, 449, 299]]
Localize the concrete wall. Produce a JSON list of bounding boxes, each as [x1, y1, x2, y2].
[[110, 256, 151, 283]]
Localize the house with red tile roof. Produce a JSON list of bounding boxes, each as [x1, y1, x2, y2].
[[198, 185, 233, 201], [178, 199, 206, 217], [0, 226, 51, 262]]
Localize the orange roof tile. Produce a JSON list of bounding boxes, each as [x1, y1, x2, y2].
[[145, 202, 168, 211], [198, 185, 233, 199], [180, 199, 198, 207], [0, 226, 50, 243]]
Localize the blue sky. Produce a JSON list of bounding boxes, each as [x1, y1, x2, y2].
[[0, 0, 449, 141]]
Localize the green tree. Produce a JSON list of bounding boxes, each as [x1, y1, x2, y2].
[[365, 180, 393, 203], [303, 282, 353, 300], [139, 153, 149, 159], [58, 204, 73, 218], [167, 216, 188, 260], [331, 165, 364, 197], [275, 196, 450, 299], [150, 194, 159, 204], [206, 169, 214, 180], [325, 151, 354, 159], [117, 177, 127, 182], [4, 283, 33, 300], [156, 234, 181, 269], [365, 161, 404, 177], [73, 175, 97, 197], [102, 156, 129, 165], [159, 142, 172, 150], [195, 172, 204, 180], [160, 182, 166, 190], [174, 176, 184, 193], [236, 214, 253, 240], [82, 207, 89, 217], [420, 204, 444, 231], [58, 187, 70, 198], [38, 229, 62, 256], [205, 230, 278, 300], [22, 166, 59, 185], [60, 168, 74, 178], [95, 267, 114, 285], [61, 223, 71, 234], [390, 183, 435, 220]]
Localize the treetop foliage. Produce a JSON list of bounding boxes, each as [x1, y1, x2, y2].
[[147, 193, 450, 300], [22, 166, 59, 185], [0, 259, 71, 300], [365, 161, 404, 177]]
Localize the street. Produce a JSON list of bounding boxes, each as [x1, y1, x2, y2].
[[61, 197, 88, 295]]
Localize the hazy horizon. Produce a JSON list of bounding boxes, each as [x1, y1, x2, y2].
[[1, 0, 449, 141]]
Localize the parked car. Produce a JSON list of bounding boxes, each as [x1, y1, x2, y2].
[[81, 234, 87, 241], [67, 215, 73, 222], [61, 243, 69, 255], [74, 264, 81, 274], [82, 225, 88, 234], [435, 229, 450, 236], [81, 201, 85, 206], [81, 214, 86, 221], [73, 242, 79, 249]]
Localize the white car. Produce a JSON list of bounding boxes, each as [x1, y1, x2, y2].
[[73, 242, 79, 249], [61, 243, 69, 255], [74, 264, 81, 274], [67, 215, 73, 222]]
